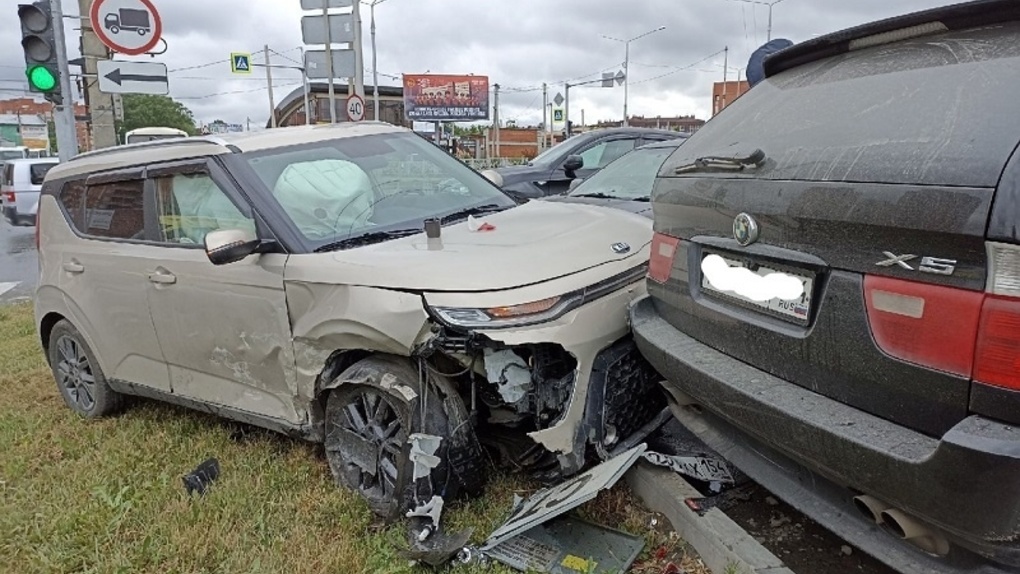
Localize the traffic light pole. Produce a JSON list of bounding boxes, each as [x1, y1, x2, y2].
[[50, 0, 78, 160], [77, 0, 117, 150]]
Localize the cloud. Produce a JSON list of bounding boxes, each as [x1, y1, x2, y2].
[[0, 0, 951, 128]]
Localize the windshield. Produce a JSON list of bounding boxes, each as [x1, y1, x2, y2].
[[242, 131, 516, 247], [0, 150, 27, 161], [568, 145, 676, 200]]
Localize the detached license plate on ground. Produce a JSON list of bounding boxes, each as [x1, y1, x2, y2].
[[700, 254, 813, 322]]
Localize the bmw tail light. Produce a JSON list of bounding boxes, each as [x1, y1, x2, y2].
[[864, 275, 983, 377], [972, 242, 1020, 391], [649, 232, 680, 283]]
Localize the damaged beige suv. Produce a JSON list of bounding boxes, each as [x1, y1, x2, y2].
[[34, 122, 665, 519]]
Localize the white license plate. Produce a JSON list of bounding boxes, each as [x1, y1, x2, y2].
[[700, 254, 813, 322]]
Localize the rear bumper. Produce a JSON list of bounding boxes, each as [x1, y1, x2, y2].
[[630, 295, 1020, 571], [2, 206, 34, 226]]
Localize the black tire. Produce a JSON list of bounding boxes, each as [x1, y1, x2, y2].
[[109, 25, 120, 34], [323, 355, 485, 522], [138, 28, 147, 36], [48, 320, 123, 418]]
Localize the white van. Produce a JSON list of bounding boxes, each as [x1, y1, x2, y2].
[[2, 158, 59, 226]]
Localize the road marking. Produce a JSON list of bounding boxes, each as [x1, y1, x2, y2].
[[0, 282, 20, 298]]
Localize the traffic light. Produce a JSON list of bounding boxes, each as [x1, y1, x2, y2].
[[18, 1, 62, 104]]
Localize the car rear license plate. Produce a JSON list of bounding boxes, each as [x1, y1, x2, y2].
[[700, 253, 813, 323]]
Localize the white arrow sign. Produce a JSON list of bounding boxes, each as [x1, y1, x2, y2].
[[97, 60, 169, 95]]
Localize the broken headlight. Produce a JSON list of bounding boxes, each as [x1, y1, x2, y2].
[[427, 263, 649, 330], [430, 295, 579, 329]]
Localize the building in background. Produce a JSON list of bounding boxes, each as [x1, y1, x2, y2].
[[273, 83, 408, 128], [712, 80, 751, 116], [0, 97, 91, 152]]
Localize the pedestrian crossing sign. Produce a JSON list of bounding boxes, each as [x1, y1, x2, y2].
[[231, 52, 252, 75]]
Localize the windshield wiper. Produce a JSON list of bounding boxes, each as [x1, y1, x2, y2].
[[570, 192, 619, 200], [675, 148, 766, 174], [314, 228, 422, 252], [439, 203, 509, 224]]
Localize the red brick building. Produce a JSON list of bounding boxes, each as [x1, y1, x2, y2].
[[712, 80, 751, 116], [0, 97, 92, 152], [594, 115, 705, 133]]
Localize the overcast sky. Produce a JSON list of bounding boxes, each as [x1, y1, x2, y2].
[[0, 0, 954, 129]]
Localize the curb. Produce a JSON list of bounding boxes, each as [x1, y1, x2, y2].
[[626, 461, 795, 574]]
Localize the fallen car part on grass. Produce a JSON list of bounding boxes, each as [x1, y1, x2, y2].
[[402, 522, 476, 567], [483, 515, 645, 574], [641, 451, 734, 485], [408, 433, 443, 481], [182, 458, 220, 496], [406, 495, 444, 533], [481, 443, 648, 554]]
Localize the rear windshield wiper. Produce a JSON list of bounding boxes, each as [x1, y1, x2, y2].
[[439, 203, 510, 224], [314, 228, 422, 252], [675, 148, 766, 174]]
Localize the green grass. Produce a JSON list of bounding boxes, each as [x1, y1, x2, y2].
[[0, 302, 704, 574]]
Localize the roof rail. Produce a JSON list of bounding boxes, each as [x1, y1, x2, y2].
[[69, 136, 235, 162]]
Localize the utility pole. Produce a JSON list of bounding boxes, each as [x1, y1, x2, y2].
[[322, 0, 336, 123], [47, 0, 79, 159], [299, 47, 311, 125], [603, 26, 665, 129], [264, 45, 277, 128], [564, 83, 570, 137], [541, 82, 548, 149], [352, 0, 365, 100], [493, 83, 500, 159], [722, 46, 729, 111], [78, 0, 116, 150], [581, 109, 585, 128]]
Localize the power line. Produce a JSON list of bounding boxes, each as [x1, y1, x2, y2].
[[176, 82, 302, 101], [630, 49, 728, 86]]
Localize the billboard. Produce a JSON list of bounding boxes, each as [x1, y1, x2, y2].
[[403, 74, 489, 122]]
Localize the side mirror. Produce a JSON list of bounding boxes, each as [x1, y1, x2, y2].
[[562, 154, 583, 175], [481, 169, 504, 188], [568, 178, 585, 192], [204, 229, 261, 266]]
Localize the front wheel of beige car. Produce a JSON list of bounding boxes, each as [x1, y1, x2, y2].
[[48, 320, 123, 418], [323, 355, 485, 523]]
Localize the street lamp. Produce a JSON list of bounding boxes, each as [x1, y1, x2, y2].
[[726, 0, 786, 41], [364, 0, 391, 121], [602, 26, 665, 127]]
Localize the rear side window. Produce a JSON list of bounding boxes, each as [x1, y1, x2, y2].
[[59, 181, 86, 230], [1, 164, 12, 187], [83, 180, 146, 240], [663, 22, 1020, 188], [30, 163, 55, 185]]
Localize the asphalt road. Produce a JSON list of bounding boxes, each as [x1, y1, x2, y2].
[[0, 222, 38, 303]]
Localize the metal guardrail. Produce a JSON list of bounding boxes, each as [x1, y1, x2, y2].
[[463, 157, 531, 170]]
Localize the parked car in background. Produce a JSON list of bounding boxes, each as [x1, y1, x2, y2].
[[485, 127, 687, 199], [2, 157, 58, 226], [631, 2, 1020, 572], [547, 139, 684, 218], [35, 122, 666, 522]]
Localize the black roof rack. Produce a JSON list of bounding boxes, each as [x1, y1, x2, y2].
[[764, 0, 1020, 77]]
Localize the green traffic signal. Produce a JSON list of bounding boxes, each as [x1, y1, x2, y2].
[[27, 65, 56, 91]]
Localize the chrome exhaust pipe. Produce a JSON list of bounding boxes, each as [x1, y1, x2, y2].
[[852, 494, 891, 525], [880, 508, 951, 557]]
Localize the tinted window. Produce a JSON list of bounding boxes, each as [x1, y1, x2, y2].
[[579, 139, 637, 170], [84, 180, 145, 239], [154, 173, 254, 245], [1, 164, 12, 187], [59, 180, 87, 230], [30, 163, 55, 185], [662, 22, 1020, 188]]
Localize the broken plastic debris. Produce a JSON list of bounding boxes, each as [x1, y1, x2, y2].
[[182, 458, 220, 496], [467, 214, 496, 232], [408, 433, 443, 481], [483, 443, 647, 551], [400, 526, 475, 567], [642, 451, 734, 484], [483, 348, 532, 405], [406, 495, 445, 529]]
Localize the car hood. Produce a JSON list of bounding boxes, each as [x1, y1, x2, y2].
[[493, 163, 547, 186], [291, 200, 652, 292], [546, 195, 653, 218]]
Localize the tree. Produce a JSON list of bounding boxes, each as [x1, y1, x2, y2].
[[118, 95, 198, 140]]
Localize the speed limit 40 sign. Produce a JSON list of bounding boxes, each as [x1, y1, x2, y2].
[[346, 94, 365, 122]]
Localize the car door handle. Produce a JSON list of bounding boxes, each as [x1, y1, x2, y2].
[[62, 260, 84, 274], [147, 270, 177, 285]]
